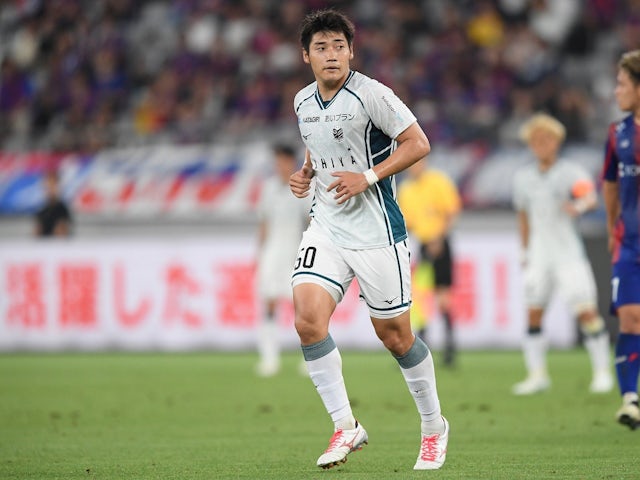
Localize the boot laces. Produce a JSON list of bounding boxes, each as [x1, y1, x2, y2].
[[324, 430, 344, 453], [419, 432, 440, 461]]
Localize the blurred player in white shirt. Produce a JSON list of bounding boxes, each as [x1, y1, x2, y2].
[[512, 113, 613, 395], [255, 144, 310, 377]]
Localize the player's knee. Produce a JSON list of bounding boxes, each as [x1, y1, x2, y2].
[[377, 328, 414, 356], [294, 305, 328, 343]]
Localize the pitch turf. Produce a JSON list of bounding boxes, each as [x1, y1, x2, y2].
[[0, 349, 636, 479]]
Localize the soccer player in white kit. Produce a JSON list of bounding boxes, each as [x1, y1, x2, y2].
[[288, 9, 448, 471], [511, 113, 613, 395], [255, 144, 310, 377]]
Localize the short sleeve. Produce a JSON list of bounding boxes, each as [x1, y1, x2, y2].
[[360, 80, 417, 140]]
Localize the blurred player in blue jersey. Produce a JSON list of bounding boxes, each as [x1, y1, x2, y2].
[[288, 9, 448, 471], [511, 113, 613, 396], [601, 49, 640, 430]]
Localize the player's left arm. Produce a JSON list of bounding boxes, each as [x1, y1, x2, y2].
[[328, 122, 430, 204], [602, 179, 621, 254], [563, 176, 597, 217]]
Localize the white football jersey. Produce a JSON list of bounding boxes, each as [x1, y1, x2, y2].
[[256, 175, 310, 298], [512, 159, 592, 264], [294, 70, 416, 249]]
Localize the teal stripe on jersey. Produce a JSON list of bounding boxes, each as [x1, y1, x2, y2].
[[295, 91, 315, 114], [366, 122, 408, 244]]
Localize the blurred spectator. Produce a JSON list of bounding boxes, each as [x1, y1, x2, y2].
[[34, 170, 73, 237], [0, 0, 635, 152]]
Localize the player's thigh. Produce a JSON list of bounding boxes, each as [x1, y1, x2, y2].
[[344, 241, 411, 319], [618, 305, 640, 334], [611, 260, 640, 307], [523, 261, 552, 309], [555, 259, 597, 314], [292, 282, 337, 343], [291, 227, 354, 305]]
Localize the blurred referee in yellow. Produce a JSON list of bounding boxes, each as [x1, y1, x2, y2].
[[399, 160, 461, 367]]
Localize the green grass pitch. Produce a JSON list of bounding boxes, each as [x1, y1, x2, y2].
[[0, 349, 636, 479]]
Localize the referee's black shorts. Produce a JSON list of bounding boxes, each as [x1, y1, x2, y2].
[[419, 237, 453, 288]]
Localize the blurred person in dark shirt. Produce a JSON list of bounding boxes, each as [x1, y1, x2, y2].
[[34, 171, 73, 237]]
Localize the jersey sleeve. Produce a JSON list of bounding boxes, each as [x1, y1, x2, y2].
[[601, 123, 619, 182], [360, 80, 417, 139]]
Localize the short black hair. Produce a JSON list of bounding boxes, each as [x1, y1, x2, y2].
[[273, 143, 296, 158], [299, 9, 355, 53]]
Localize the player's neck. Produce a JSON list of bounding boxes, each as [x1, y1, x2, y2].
[[317, 72, 350, 102], [537, 158, 555, 172]]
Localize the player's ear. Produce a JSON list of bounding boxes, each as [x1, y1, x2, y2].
[[302, 49, 310, 64], [349, 45, 354, 60]]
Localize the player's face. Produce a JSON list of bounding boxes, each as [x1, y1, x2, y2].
[[527, 128, 561, 164], [303, 31, 353, 89], [615, 69, 640, 113]]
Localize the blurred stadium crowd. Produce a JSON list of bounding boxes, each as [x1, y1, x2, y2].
[[0, 0, 639, 154]]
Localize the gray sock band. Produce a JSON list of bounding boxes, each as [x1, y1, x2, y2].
[[394, 336, 430, 369], [301, 335, 337, 361]]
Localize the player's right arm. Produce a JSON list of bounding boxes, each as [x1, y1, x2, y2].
[[602, 180, 620, 254], [369, 122, 430, 182], [512, 170, 529, 266], [601, 123, 621, 254], [328, 122, 430, 205], [289, 149, 314, 198]]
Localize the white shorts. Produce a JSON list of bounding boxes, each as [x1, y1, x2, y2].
[[257, 246, 296, 300], [291, 223, 411, 319], [524, 257, 597, 314]]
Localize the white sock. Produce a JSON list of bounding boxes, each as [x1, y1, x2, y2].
[[522, 333, 548, 377], [400, 353, 442, 434], [306, 347, 354, 429], [581, 320, 611, 374], [257, 321, 279, 367], [584, 332, 610, 372]]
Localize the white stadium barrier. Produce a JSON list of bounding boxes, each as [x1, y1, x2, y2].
[[0, 232, 576, 352]]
